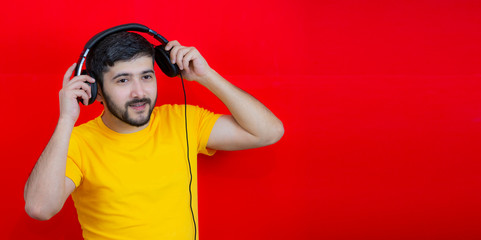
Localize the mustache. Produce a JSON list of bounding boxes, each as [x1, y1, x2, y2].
[[125, 98, 151, 107]]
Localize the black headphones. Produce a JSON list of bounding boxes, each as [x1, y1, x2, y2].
[[74, 23, 179, 105]]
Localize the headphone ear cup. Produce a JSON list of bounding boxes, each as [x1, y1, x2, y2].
[[78, 70, 97, 105], [87, 80, 98, 105], [154, 45, 179, 77]]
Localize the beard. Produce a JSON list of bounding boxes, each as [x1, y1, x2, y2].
[[102, 92, 157, 127]]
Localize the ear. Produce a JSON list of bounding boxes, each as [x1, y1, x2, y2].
[[96, 86, 104, 104]]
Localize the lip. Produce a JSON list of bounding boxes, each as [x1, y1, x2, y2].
[[129, 102, 147, 111]]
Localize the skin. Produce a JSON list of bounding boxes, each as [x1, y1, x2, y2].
[[98, 56, 158, 133], [24, 40, 284, 220]]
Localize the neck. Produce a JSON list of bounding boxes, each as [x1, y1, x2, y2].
[[101, 111, 149, 134]]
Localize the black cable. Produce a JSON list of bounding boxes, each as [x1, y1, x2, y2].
[[180, 72, 197, 240]]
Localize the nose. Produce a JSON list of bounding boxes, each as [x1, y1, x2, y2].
[[130, 78, 146, 99]]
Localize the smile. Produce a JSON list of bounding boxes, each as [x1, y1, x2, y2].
[[129, 101, 147, 111]]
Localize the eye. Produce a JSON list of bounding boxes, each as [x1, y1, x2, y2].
[[142, 75, 153, 80], [118, 78, 128, 83]]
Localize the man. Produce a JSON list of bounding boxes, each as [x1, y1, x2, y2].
[[24, 31, 283, 239]]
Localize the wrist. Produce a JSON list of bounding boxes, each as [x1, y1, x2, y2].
[[195, 68, 219, 86], [58, 115, 77, 127]]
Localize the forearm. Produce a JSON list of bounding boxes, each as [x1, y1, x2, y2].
[[165, 41, 283, 148], [198, 69, 284, 144], [24, 117, 75, 220]]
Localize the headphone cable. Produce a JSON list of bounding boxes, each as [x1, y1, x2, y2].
[[180, 71, 197, 240]]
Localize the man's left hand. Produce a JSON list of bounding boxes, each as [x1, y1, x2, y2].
[[165, 40, 213, 82]]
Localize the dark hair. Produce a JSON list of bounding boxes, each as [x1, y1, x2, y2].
[[86, 31, 155, 87]]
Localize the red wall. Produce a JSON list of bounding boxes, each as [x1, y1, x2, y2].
[[1, 0, 481, 239]]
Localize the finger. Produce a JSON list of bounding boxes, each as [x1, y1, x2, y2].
[[71, 89, 90, 105], [165, 40, 180, 51], [63, 77, 93, 100], [176, 47, 191, 70], [63, 63, 77, 87], [182, 49, 198, 72], [169, 45, 183, 64], [67, 75, 95, 87], [68, 81, 93, 98]]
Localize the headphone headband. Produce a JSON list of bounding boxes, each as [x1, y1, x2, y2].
[[73, 23, 178, 105], [75, 23, 169, 76]]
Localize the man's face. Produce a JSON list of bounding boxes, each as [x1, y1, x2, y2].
[[100, 55, 157, 128]]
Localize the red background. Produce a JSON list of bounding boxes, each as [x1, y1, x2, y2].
[[1, 0, 481, 239]]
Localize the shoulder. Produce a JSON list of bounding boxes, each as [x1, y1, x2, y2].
[[152, 104, 214, 116], [71, 117, 103, 143], [151, 104, 221, 129]]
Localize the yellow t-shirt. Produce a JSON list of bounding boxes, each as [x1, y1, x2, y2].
[[65, 104, 221, 240]]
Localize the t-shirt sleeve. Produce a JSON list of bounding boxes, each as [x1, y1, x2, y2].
[[65, 133, 83, 187], [188, 105, 222, 156]]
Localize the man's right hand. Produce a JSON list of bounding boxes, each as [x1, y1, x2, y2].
[[59, 63, 95, 123]]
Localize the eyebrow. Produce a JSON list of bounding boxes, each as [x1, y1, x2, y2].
[[111, 69, 155, 81]]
